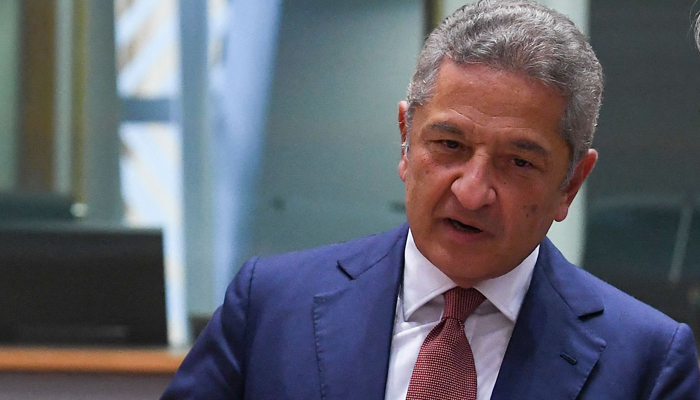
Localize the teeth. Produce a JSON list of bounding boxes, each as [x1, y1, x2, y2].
[[449, 219, 482, 233]]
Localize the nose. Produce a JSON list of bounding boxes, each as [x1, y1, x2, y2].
[[451, 153, 496, 210]]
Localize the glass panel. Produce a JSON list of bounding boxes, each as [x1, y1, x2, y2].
[[685, 211, 700, 281], [208, 0, 229, 68], [118, 122, 186, 345], [683, 210, 700, 331], [115, 0, 180, 98], [588, 0, 700, 341], [115, 0, 185, 345]]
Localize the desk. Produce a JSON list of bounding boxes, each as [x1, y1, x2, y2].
[[0, 347, 185, 400]]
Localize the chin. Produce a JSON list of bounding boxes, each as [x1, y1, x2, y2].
[[436, 258, 490, 284]]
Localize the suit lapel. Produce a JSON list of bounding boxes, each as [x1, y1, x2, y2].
[[491, 239, 607, 400], [312, 226, 407, 400]]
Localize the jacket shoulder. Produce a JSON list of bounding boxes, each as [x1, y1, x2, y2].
[[541, 237, 681, 330]]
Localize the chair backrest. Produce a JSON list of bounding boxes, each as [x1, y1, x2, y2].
[[0, 224, 168, 346]]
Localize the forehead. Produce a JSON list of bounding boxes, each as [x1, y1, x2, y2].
[[429, 60, 566, 127]]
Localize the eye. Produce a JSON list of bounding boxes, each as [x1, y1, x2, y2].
[[441, 140, 460, 149], [513, 158, 533, 168]]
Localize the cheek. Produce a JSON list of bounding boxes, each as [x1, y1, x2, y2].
[[408, 155, 440, 187], [517, 190, 562, 229], [523, 204, 539, 218]]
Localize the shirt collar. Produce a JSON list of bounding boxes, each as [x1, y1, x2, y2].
[[402, 229, 537, 323]]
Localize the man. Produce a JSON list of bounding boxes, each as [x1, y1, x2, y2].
[[163, 1, 700, 399]]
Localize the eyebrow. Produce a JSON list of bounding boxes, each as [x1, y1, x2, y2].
[[426, 122, 464, 135], [511, 139, 550, 157]]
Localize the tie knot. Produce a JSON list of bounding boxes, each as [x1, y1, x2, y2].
[[442, 287, 486, 323]]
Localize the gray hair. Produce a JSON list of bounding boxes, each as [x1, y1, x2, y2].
[[404, 0, 603, 182], [695, 13, 700, 49]]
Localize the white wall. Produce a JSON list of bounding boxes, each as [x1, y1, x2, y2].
[[82, 1, 123, 222], [54, 0, 75, 195], [538, 0, 589, 34], [206, 0, 284, 311], [0, 0, 20, 191], [248, 0, 423, 258]]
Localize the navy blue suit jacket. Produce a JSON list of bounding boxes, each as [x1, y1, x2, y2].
[[162, 224, 700, 399]]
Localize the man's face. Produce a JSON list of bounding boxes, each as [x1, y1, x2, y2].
[[398, 60, 597, 287]]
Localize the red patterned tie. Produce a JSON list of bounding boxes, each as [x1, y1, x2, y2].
[[406, 287, 486, 400]]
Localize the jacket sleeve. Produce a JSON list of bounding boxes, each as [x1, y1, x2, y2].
[[648, 323, 700, 400], [160, 257, 259, 400]]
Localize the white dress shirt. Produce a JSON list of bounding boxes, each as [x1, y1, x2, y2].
[[384, 230, 537, 400]]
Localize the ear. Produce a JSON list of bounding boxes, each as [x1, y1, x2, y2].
[[554, 149, 598, 222], [398, 101, 410, 182]]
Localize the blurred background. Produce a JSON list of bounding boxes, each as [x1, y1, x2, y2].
[[0, 0, 699, 348]]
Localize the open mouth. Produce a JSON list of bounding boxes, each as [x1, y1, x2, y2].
[[448, 218, 483, 233]]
